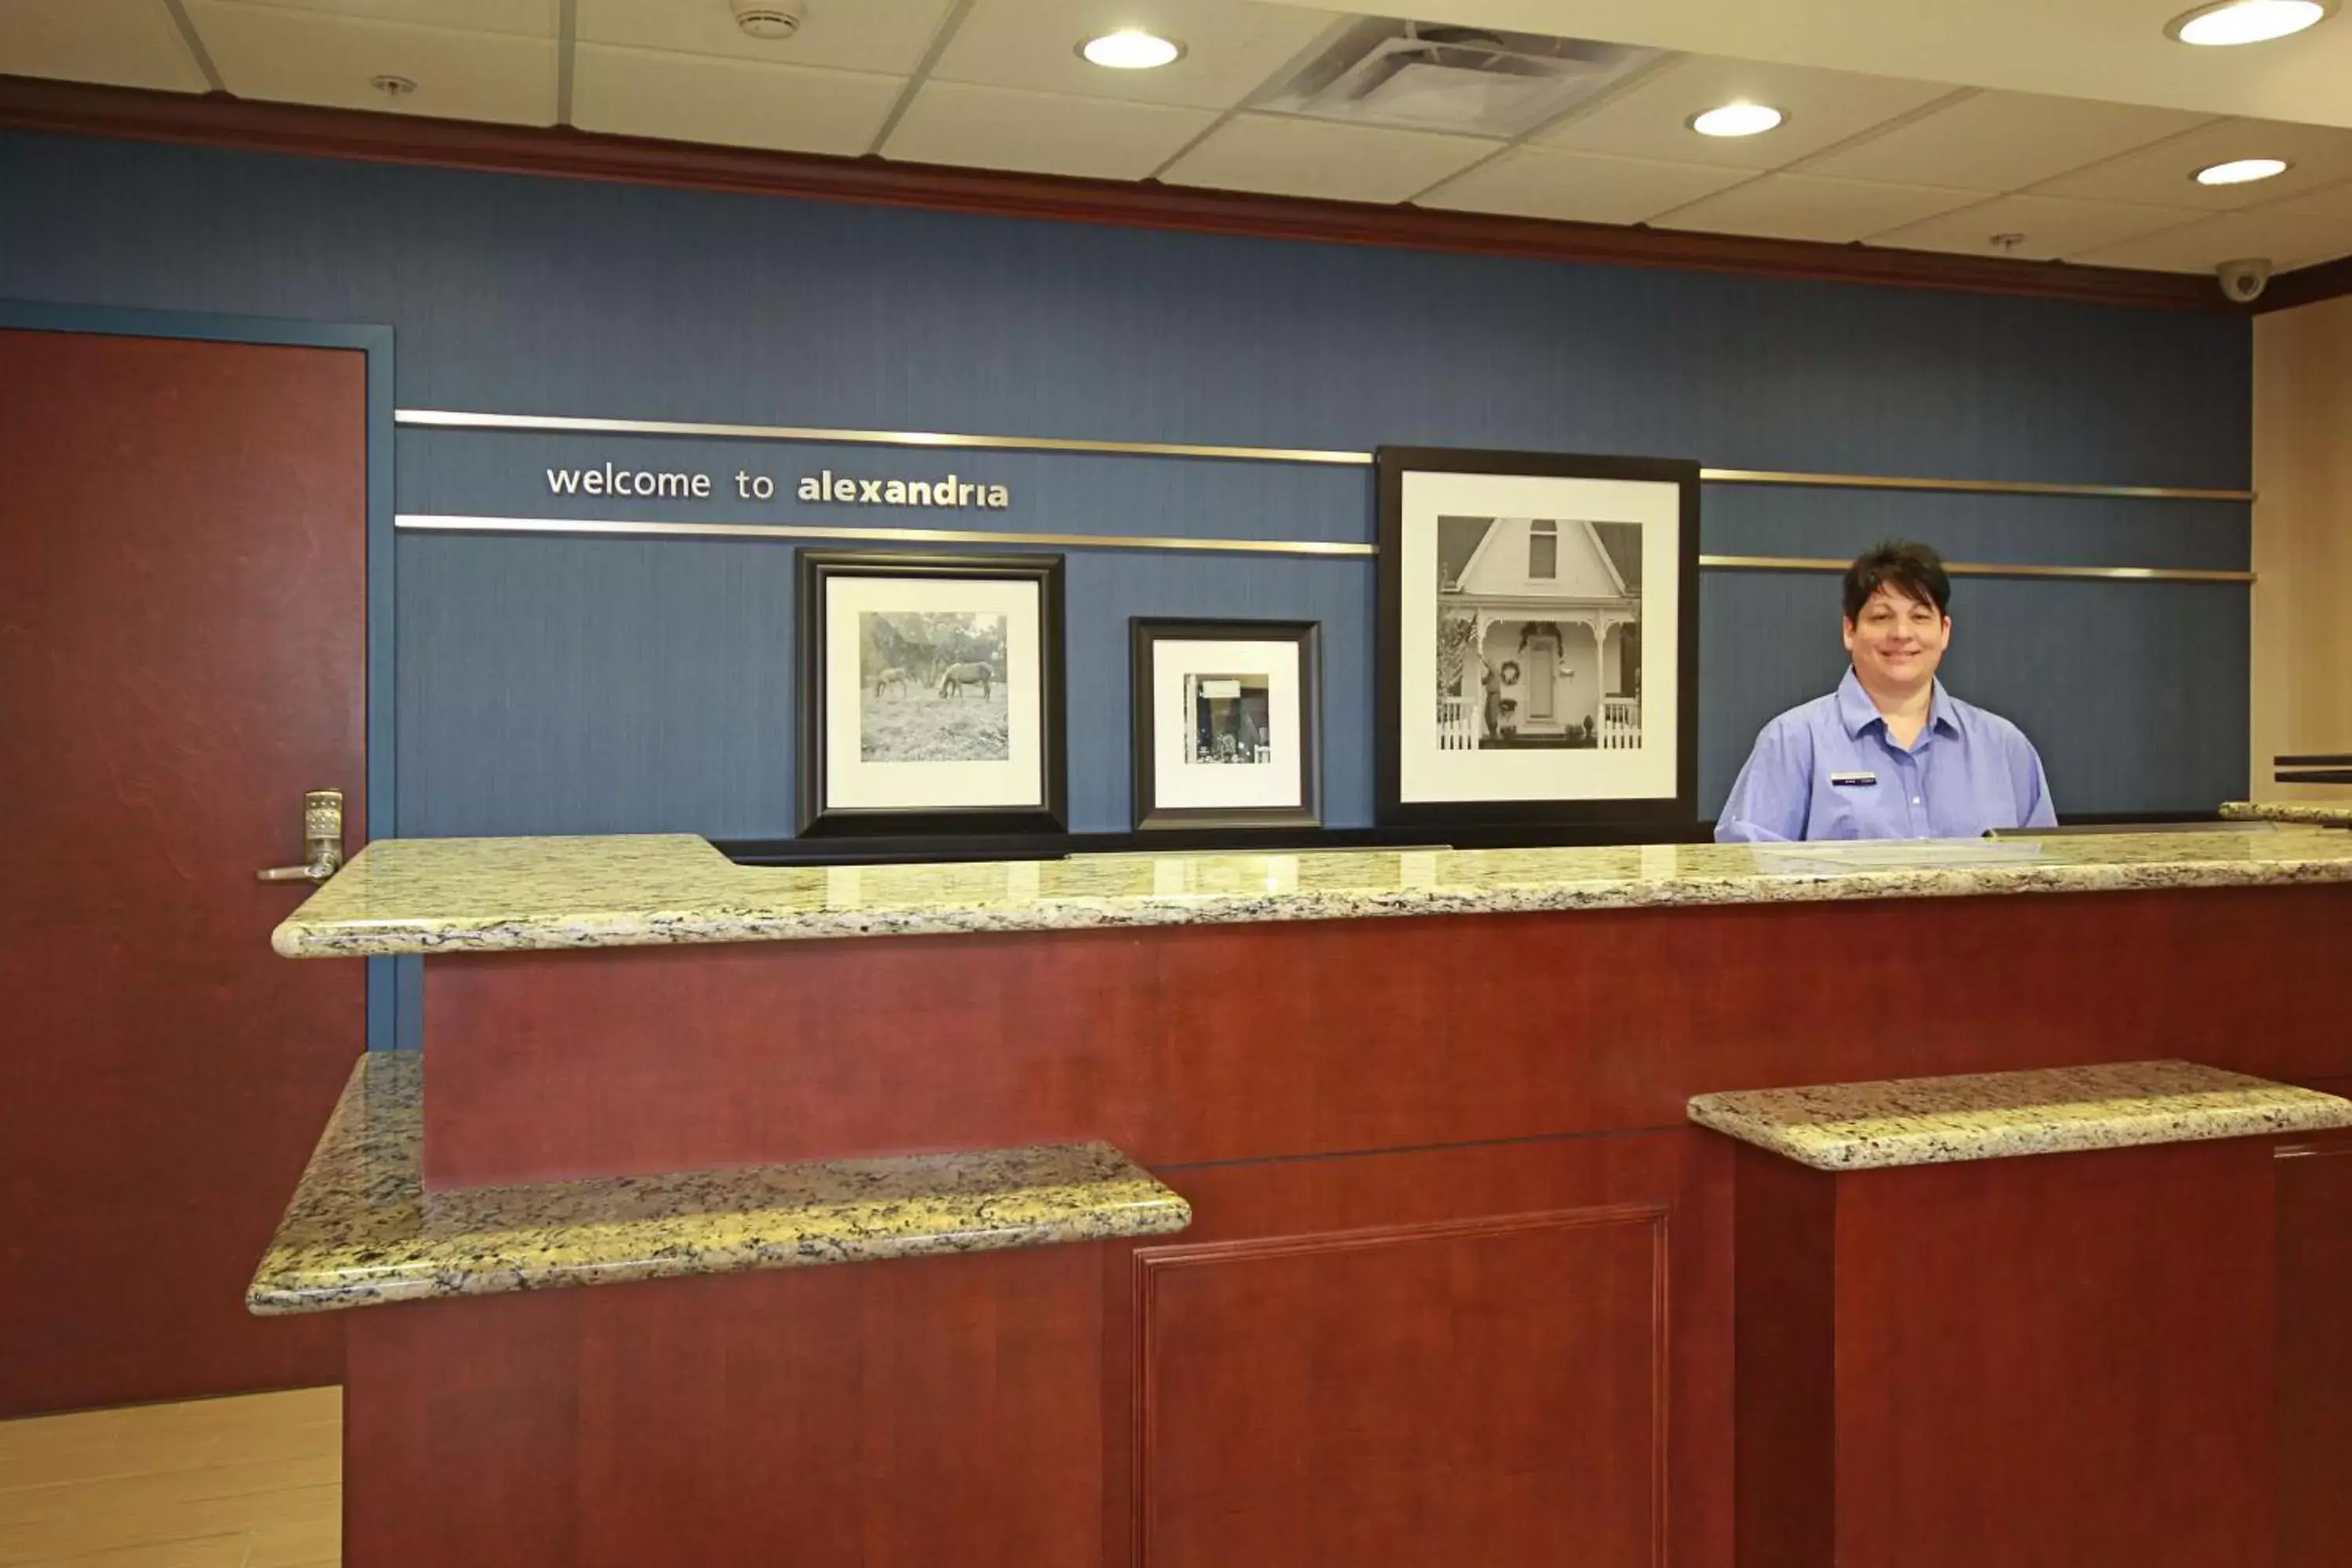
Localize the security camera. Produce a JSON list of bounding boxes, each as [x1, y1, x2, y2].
[[731, 0, 804, 40], [2216, 258, 2271, 304]]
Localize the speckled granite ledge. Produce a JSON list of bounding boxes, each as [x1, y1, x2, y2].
[[2222, 800, 2352, 828], [249, 1054, 1192, 1315], [270, 826, 2352, 957], [1688, 1061, 2352, 1171]]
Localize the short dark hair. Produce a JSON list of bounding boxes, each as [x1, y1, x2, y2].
[[1842, 540, 1950, 622]]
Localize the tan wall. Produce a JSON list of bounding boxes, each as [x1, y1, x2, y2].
[[2252, 292, 2352, 800]]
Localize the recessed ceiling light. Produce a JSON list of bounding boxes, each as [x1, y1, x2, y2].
[[1689, 102, 1784, 138], [1080, 30, 1183, 69], [2195, 156, 2291, 184], [2167, 0, 2332, 45]]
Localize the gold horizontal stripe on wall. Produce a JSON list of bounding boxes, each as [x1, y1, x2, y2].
[[1697, 468, 2252, 503], [394, 409, 1372, 467], [394, 514, 1379, 557], [394, 408, 2254, 503], [397, 517, 2247, 581], [1701, 554, 2254, 584]]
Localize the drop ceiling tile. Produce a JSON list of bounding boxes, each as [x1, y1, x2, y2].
[[577, 0, 953, 75], [2265, 179, 2352, 220], [2030, 117, 2352, 211], [1871, 193, 2203, 262], [187, 0, 556, 122], [1160, 112, 1493, 204], [2072, 206, 2352, 274], [1805, 90, 2214, 194], [204, 0, 554, 38], [572, 45, 902, 156], [0, 0, 209, 93], [1418, 145, 1750, 226], [1658, 172, 1984, 244], [1537, 55, 1954, 172], [931, 0, 1336, 111], [884, 81, 1217, 180]]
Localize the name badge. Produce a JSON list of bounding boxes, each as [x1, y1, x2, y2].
[[1830, 771, 1878, 788]]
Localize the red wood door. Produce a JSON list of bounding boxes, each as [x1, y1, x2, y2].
[[0, 328, 368, 1416]]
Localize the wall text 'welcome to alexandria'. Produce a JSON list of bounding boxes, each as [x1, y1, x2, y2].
[[544, 464, 1010, 509]]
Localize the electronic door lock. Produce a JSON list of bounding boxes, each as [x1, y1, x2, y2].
[[256, 789, 345, 884]]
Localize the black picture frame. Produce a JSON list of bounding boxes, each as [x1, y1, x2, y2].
[[1374, 445, 1700, 832], [1130, 617, 1323, 831], [797, 550, 1067, 837]]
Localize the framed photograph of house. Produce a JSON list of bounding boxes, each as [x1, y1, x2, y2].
[[797, 550, 1066, 836], [1130, 618, 1322, 831], [1374, 446, 1700, 829]]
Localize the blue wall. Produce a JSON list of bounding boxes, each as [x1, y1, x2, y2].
[[0, 129, 2252, 829]]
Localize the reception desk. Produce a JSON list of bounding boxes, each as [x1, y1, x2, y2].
[[1695, 1061, 2351, 1566], [258, 820, 2352, 1566]]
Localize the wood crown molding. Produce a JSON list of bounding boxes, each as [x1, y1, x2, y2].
[[2256, 251, 2352, 314], [0, 72, 2282, 314]]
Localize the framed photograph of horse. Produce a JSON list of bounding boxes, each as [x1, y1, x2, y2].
[[1375, 446, 1700, 833], [1130, 618, 1323, 831], [797, 550, 1066, 837]]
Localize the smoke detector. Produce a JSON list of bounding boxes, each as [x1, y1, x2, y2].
[[1258, 19, 1659, 139], [731, 0, 804, 40]]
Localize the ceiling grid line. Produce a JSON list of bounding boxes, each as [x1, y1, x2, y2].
[[866, 0, 978, 159], [156, 0, 226, 93], [2000, 112, 2310, 268], [1639, 84, 1981, 231], [2255, 172, 2352, 211], [1774, 86, 1985, 176], [1835, 105, 2239, 257], [1900, 197, 2224, 265], [1138, 19, 1371, 186], [2012, 114, 2241, 198], [1843, 107, 2232, 251], [1855, 191, 2010, 251], [1401, 48, 1693, 209], [555, 0, 576, 127]]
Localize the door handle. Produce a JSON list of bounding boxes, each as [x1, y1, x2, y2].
[[257, 789, 345, 884]]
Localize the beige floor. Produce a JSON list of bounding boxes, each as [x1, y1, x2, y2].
[[0, 1388, 339, 1567]]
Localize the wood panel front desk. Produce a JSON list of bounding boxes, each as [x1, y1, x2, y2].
[[259, 822, 2352, 1567], [1693, 1062, 2352, 1566]]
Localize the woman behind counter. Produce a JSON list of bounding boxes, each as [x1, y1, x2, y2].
[[1715, 540, 2056, 844]]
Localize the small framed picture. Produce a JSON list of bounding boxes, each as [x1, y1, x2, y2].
[[1375, 445, 1699, 830], [1130, 618, 1322, 830], [797, 550, 1066, 836]]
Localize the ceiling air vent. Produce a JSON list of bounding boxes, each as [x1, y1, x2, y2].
[[1258, 20, 1660, 140]]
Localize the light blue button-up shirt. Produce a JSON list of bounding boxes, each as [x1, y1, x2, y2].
[[1715, 669, 2056, 843]]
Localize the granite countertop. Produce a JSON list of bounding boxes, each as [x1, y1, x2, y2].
[[270, 822, 2352, 957], [248, 1054, 1192, 1315], [1687, 1060, 2352, 1171], [2222, 800, 2352, 828]]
